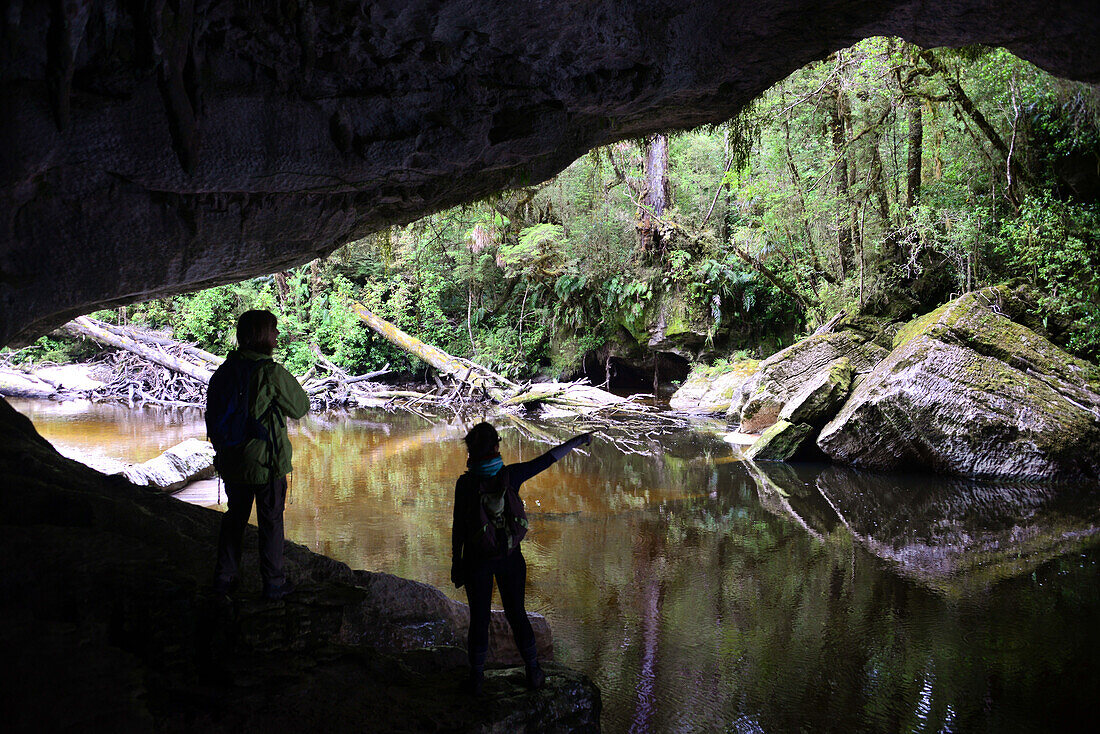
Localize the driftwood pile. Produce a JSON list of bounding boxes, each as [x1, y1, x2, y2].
[[0, 315, 403, 411], [4, 311, 700, 440]]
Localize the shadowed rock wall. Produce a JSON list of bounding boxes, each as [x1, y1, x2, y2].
[[3, 0, 1099, 346]]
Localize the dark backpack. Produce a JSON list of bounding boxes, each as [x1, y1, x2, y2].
[[469, 471, 529, 557], [205, 357, 270, 471]]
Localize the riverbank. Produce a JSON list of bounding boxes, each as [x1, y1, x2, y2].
[[0, 398, 601, 731]]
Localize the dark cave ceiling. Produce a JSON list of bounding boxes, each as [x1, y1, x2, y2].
[[2, 0, 1099, 346]]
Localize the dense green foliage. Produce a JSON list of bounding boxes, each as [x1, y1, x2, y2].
[[11, 39, 1099, 373]]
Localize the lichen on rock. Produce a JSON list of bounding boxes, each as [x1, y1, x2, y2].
[[732, 331, 887, 433], [744, 420, 815, 461], [818, 287, 1100, 480], [669, 359, 759, 413], [779, 357, 855, 427]]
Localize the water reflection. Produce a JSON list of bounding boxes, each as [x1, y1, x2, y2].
[[16, 399, 1100, 733], [748, 461, 1100, 598]]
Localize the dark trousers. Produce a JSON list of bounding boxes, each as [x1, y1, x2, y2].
[[214, 475, 287, 590], [464, 549, 537, 670]]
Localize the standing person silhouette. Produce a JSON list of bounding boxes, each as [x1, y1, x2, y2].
[[451, 422, 593, 694], [207, 310, 309, 600]]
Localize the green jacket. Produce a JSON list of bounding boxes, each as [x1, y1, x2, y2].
[[216, 348, 310, 485]]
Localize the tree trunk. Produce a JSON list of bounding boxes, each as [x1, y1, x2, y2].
[[905, 96, 923, 210], [919, 49, 1028, 199], [274, 271, 289, 310], [782, 97, 835, 285], [868, 141, 893, 227], [352, 302, 513, 401], [638, 134, 670, 254], [827, 85, 852, 279]]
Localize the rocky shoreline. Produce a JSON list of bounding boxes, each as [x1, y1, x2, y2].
[[673, 286, 1100, 482], [0, 398, 601, 732]]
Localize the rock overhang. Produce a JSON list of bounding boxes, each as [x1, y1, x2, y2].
[[3, 0, 1100, 346]]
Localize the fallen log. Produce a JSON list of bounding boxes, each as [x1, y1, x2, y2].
[[0, 367, 58, 399], [57, 316, 409, 412], [351, 303, 515, 401], [96, 321, 224, 369], [62, 316, 214, 384], [351, 302, 640, 416]]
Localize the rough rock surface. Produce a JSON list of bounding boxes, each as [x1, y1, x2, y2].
[[818, 287, 1100, 480], [733, 332, 886, 433], [0, 398, 600, 731], [345, 569, 554, 667], [3, 1, 1100, 346], [669, 359, 759, 413], [778, 358, 855, 426], [643, 290, 710, 358], [121, 437, 216, 492], [744, 420, 814, 462]]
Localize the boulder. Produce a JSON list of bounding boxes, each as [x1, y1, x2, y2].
[[732, 332, 887, 433], [744, 420, 814, 461], [778, 358, 855, 426], [645, 290, 710, 358], [121, 438, 216, 492], [669, 359, 759, 413], [346, 570, 553, 666], [817, 287, 1100, 480]]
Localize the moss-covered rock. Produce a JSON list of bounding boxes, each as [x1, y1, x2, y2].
[[818, 286, 1100, 480], [549, 328, 585, 378], [669, 359, 759, 413], [644, 289, 710, 357], [779, 358, 855, 426], [744, 420, 814, 461], [732, 332, 887, 433]]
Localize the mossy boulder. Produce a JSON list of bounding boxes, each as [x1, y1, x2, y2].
[[732, 332, 887, 433], [744, 420, 815, 461], [817, 286, 1100, 480], [778, 358, 855, 427], [669, 359, 759, 413], [644, 290, 710, 357]]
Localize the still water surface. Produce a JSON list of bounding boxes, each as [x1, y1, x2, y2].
[[15, 398, 1100, 733]]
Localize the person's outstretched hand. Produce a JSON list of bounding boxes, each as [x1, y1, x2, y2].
[[578, 431, 595, 446], [450, 561, 464, 589]]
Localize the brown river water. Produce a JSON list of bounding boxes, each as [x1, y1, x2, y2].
[[13, 398, 1100, 733]]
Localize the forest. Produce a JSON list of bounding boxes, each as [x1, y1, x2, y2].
[[14, 39, 1100, 384]]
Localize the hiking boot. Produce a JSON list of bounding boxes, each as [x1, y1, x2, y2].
[[262, 580, 295, 601], [525, 661, 545, 691]]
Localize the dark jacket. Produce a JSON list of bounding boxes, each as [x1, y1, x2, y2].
[[451, 450, 556, 566]]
